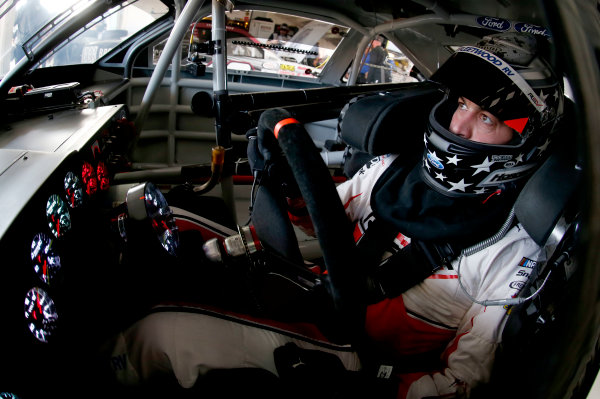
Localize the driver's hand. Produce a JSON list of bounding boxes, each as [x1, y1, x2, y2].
[[257, 108, 292, 162]]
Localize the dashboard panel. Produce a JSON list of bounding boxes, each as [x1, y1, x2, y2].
[[0, 105, 137, 396]]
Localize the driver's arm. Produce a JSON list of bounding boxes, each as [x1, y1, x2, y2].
[[288, 154, 397, 237], [389, 226, 541, 398]]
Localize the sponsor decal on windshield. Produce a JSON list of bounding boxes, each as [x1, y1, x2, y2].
[[514, 22, 551, 37], [280, 64, 296, 72], [476, 16, 511, 31]]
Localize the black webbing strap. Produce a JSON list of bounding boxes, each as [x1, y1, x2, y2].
[[356, 219, 459, 302]]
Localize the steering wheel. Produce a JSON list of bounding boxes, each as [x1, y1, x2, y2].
[[251, 108, 368, 344]]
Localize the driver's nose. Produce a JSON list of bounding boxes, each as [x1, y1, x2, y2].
[[449, 112, 474, 140]]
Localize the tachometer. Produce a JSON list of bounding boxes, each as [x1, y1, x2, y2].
[[126, 182, 179, 256], [144, 183, 179, 256], [30, 233, 61, 285], [64, 171, 84, 208], [46, 194, 71, 238], [24, 287, 58, 343]]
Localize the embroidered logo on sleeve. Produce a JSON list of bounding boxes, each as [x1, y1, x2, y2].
[[518, 257, 538, 269], [504, 257, 539, 310]]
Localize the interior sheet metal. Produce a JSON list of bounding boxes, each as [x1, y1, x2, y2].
[[0, 105, 125, 237]]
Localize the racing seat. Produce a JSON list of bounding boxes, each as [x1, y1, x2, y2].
[[338, 89, 584, 398], [479, 110, 583, 397]]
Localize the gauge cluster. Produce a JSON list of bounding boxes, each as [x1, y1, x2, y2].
[[0, 104, 147, 395], [0, 104, 187, 398], [16, 111, 129, 344], [21, 153, 117, 345]]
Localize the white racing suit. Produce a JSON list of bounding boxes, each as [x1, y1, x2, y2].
[[109, 154, 545, 398]]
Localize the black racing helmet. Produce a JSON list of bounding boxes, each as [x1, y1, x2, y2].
[[422, 33, 564, 197]]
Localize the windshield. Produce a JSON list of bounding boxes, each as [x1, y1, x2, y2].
[[155, 10, 350, 79], [0, 0, 168, 78]]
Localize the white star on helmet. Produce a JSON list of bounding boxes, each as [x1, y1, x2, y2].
[[448, 178, 472, 192], [471, 156, 496, 176], [446, 154, 462, 165]]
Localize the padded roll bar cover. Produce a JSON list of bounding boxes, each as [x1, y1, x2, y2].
[[514, 141, 581, 246], [339, 82, 443, 155]]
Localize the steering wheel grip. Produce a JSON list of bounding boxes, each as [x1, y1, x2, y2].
[[257, 108, 368, 336]]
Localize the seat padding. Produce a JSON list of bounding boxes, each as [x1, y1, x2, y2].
[[514, 134, 581, 246]]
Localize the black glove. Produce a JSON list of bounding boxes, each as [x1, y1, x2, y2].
[[255, 108, 302, 199], [246, 127, 265, 173], [257, 108, 292, 162]]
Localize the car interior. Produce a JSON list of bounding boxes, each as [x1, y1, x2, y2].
[[0, 0, 599, 398]]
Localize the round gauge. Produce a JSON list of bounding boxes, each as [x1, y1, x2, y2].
[[30, 233, 61, 285], [126, 182, 179, 256], [64, 171, 84, 208], [82, 161, 98, 196], [144, 183, 179, 256], [97, 161, 110, 191], [24, 287, 58, 343], [46, 194, 71, 238]]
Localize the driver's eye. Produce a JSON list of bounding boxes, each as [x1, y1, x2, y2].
[[480, 113, 494, 126]]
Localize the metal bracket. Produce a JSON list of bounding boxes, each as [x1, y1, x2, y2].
[[191, 40, 219, 55], [216, 0, 235, 11]]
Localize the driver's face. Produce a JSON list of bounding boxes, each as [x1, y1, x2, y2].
[[449, 97, 514, 145]]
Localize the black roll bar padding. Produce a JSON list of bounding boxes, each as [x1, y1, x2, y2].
[[227, 82, 439, 113], [225, 81, 442, 135], [228, 81, 439, 111], [270, 113, 368, 343], [213, 90, 232, 149]]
